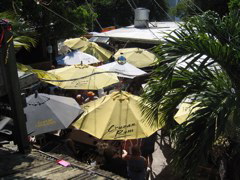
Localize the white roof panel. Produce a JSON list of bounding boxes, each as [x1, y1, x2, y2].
[[94, 22, 182, 44]]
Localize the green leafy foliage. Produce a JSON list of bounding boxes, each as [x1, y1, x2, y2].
[[228, 0, 240, 10], [0, 11, 37, 51], [171, 0, 229, 20], [92, 0, 169, 29], [2, 1, 93, 39], [141, 10, 240, 178]]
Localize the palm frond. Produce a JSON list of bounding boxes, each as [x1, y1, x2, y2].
[[141, 10, 240, 178], [14, 36, 37, 51], [1, 11, 38, 51]]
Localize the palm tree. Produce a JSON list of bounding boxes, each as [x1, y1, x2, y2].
[[0, 11, 37, 51], [141, 10, 240, 179]]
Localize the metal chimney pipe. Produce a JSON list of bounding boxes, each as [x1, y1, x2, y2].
[[134, 8, 150, 28]]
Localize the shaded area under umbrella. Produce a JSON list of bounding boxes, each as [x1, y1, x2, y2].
[[24, 93, 83, 136]]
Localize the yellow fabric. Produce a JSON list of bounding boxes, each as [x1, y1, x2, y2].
[[47, 64, 119, 90], [73, 91, 162, 140], [64, 37, 89, 49], [113, 48, 158, 68], [79, 42, 113, 62], [17, 63, 60, 81], [174, 102, 201, 124], [64, 37, 113, 62]]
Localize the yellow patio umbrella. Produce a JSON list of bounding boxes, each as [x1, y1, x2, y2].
[[17, 63, 61, 81], [174, 102, 201, 124], [64, 37, 89, 49], [113, 48, 158, 68], [47, 64, 119, 90], [79, 42, 113, 62], [72, 91, 162, 140], [64, 37, 113, 62]]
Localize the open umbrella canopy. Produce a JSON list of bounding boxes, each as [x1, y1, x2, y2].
[[64, 37, 112, 62], [24, 93, 83, 136], [174, 102, 201, 124], [56, 50, 100, 66], [72, 91, 162, 140], [17, 63, 61, 81], [98, 61, 147, 79], [64, 37, 89, 49], [113, 48, 158, 68], [78, 42, 113, 62], [47, 64, 119, 90]]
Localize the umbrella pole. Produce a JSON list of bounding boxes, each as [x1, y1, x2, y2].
[[120, 140, 122, 158]]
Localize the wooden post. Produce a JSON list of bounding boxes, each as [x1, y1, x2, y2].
[[0, 26, 31, 153]]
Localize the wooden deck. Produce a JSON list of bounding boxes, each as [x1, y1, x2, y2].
[[0, 144, 125, 180]]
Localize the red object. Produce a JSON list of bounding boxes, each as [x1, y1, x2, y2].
[[101, 26, 116, 32], [0, 29, 5, 48], [0, 19, 12, 47]]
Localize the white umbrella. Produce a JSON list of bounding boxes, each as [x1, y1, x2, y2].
[[98, 61, 147, 79], [56, 50, 99, 66]]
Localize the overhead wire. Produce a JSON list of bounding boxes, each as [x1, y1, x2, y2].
[[123, 0, 169, 42], [160, 0, 235, 70], [182, 0, 238, 47], [188, 0, 204, 13], [130, 0, 137, 9], [41, 70, 146, 82], [152, 0, 176, 22], [126, 0, 135, 12], [34, 0, 87, 33], [128, 0, 181, 43], [41, 0, 53, 6], [149, 0, 163, 23], [85, 0, 103, 31]]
